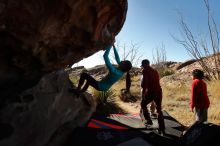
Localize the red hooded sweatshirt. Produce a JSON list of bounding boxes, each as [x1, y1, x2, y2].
[[190, 79, 210, 111], [141, 66, 161, 95]]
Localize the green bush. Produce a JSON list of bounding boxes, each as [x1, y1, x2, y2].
[[93, 88, 115, 104], [69, 76, 79, 85], [161, 69, 175, 77]]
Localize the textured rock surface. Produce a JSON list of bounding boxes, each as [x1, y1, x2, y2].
[[0, 0, 128, 96], [0, 70, 97, 146]]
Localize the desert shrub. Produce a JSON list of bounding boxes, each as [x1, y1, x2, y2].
[[92, 88, 115, 104], [69, 76, 79, 85], [93, 88, 125, 114], [161, 69, 175, 77]]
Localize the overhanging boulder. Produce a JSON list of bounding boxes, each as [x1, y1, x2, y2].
[[0, 0, 128, 96]]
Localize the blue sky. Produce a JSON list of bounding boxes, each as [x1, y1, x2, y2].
[[74, 0, 220, 68]]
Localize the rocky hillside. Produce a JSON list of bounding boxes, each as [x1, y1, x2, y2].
[[161, 55, 219, 87]]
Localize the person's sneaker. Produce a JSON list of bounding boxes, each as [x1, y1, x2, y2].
[[157, 129, 166, 136], [144, 120, 153, 126], [151, 113, 157, 119]]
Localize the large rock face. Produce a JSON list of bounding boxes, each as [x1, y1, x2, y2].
[[0, 0, 128, 145], [0, 0, 127, 96], [0, 70, 97, 146]]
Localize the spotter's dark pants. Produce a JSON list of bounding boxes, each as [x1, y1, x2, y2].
[[140, 89, 165, 131]]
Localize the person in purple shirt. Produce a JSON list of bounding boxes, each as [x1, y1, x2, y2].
[[74, 43, 132, 95]]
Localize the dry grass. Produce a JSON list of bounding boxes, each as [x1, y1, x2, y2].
[[206, 80, 220, 124]]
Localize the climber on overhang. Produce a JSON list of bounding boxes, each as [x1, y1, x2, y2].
[[71, 36, 132, 96]]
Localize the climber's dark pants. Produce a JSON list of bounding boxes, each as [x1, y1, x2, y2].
[[77, 72, 99, 92]]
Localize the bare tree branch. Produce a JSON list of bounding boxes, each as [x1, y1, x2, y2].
[[114, 41, 143, 67], [172, 0, 220, 80], [152, 43, 167, 74]]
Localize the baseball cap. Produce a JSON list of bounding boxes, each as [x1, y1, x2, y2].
[[141, 59, 150, 67]]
